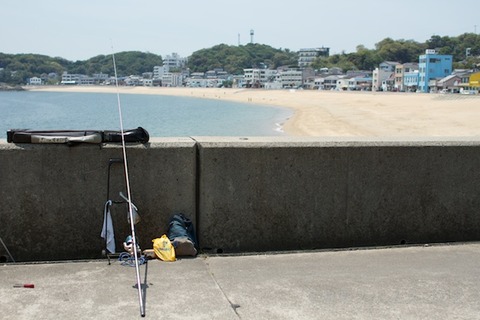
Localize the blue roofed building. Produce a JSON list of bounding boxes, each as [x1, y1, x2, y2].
[[418, 49, 453, 93]]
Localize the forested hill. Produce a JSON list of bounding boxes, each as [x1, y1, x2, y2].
[[0, 51, 163, 85], [187, 43, 298, 74]]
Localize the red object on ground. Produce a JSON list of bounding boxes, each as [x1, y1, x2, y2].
[[13, 284, 34, 288]]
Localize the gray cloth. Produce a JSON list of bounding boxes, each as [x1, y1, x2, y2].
[[101, 200, 115, 254]]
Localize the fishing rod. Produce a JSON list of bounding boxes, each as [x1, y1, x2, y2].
[[112, 49, 145, 317]]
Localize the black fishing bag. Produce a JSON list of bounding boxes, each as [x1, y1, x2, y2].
[[6, 127, 149, 145]]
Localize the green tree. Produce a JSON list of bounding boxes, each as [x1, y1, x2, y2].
[[375, 38, 425, 63]]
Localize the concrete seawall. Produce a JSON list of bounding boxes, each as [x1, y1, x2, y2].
[[1, 137, 480, 261]]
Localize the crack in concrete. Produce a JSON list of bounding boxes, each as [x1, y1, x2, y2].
[[203, 257, 241, 319]]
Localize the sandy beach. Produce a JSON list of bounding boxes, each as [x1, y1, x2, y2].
[[27, 86, 480, 137]]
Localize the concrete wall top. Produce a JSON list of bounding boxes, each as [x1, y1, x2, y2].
[[3, 136, 480, 149], [0, 137, 197, 149], [192, 136, 480, 148]]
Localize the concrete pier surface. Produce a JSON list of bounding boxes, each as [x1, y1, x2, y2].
[[1, 243, 479, 320]]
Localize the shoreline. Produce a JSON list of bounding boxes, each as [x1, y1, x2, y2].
[[26, 86, 480, 137]]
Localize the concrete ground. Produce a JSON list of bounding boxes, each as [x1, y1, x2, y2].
[[1, 243, 479, 320]]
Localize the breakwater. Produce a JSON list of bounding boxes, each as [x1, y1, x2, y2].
[[1, 137, 480, 261]]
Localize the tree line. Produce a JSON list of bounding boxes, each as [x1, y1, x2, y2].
[[1, 33, 479, 85], [311, 33, 480, 71], [0, 51, 163, 85]]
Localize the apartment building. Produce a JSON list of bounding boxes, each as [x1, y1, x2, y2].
[[418, 49, 453, 93], [243, 68, 277, 88], [161, 72, 183, 87], [163, 53, 187, 70], [298, 47, 330, 68]]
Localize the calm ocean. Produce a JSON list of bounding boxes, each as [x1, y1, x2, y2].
[[0, 91, 293, 139]]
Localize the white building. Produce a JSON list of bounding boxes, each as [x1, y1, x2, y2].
[[162, 72, 183, 87], [322, 75, 342, 90], [163, 53, 187, 70], [28, 77, 42, 85], [298, 47, 330, 68], [153, 66, 166, 80], [61, 72, 79, 84], [143, 79, 153, 86], [372, 67, 394, 91], [279, 69, 303, 88], [313, 77, 325, 90], [243, 68, 277, 88]]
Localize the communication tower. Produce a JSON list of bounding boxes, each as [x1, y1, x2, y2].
[[250, 29, 254, 44]]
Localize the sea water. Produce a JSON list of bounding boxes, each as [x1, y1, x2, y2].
[[0, 91, 293, 139]]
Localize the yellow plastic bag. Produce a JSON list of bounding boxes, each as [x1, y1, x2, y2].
[[153, 235, 176, 262]]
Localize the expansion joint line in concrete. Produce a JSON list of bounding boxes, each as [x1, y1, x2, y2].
[[202, 257, 241, 318], [189, 136, 201, 250]]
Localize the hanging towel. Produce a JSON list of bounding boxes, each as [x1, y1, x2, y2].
[[101, 200, 116, 254]]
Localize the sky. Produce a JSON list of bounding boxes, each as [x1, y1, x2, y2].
[[1, 0, 478, 61]]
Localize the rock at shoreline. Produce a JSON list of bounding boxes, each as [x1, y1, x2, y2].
[[0, 84, 25, 91]]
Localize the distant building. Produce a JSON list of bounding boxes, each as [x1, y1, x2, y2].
[[394, 63, 418, 91], [243, 68, 277, 88], [162, 72, 183, 87], [379, 61, 399, 72], [404, 69, 419, 92], [28, 77, 42, 85], [348, 76, 372, 91], [323, 75, 342, 90], [279, 68, 303, 88], [418, 49, 453, 93], [153, 66, 166, 80], [143, 79, 153, 86], [162, 53, 187, 70], [298, 47, 329, 68], [468, 72, 480, 91], [371, 61, 400, 91], [93, 73, 109, 82], [435, 74, 461, 93]]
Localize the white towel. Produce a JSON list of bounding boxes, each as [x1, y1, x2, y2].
[[101, 200, 115, 254]]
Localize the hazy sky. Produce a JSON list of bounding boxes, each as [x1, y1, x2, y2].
[[2, 0, 478, 61]]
